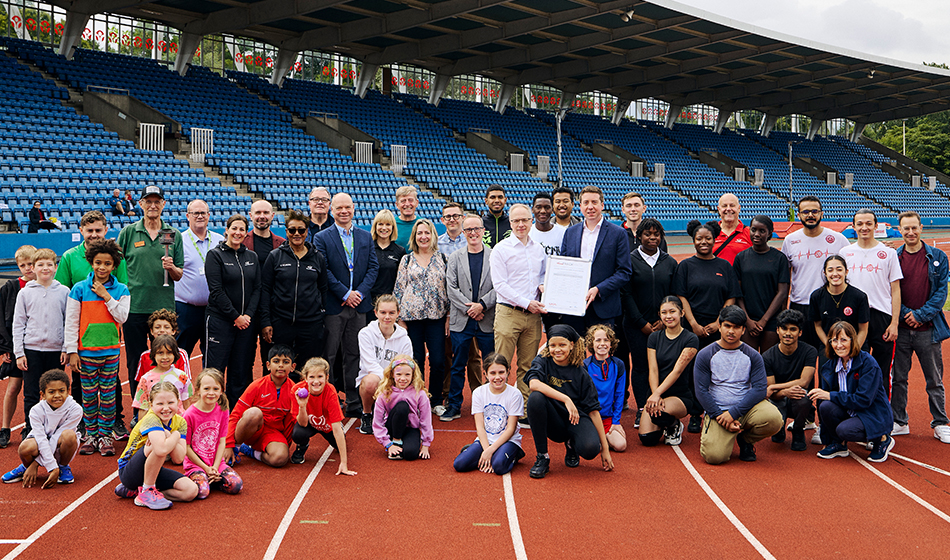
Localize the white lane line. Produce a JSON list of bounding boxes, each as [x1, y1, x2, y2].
[[890, 453, 950, 478], [502, 473, 528, 560], [672, 446, 777, 560], [263, 418, 355, 560], [850, 452, 950, 523], [1, 471, 118, 560]]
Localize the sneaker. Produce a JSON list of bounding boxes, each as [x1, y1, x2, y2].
[[2, 464, 26, 484], [811, 431, 823, 445], [439, 407, 461, 422], [802, 421, 818, 431], [238, 443, 255, 460], [771, 427, 787, 444], [564, 440, 579, 468], [20, 426, 29, 441], [99, 437, 116, 457], [891, 422, 910, 436], [868, 435, 895, 463], [817, 442, 850, 459], [633, 409, 643, 429], [290, 443, 308, 464], [79, 436, 97, 455], [935, 424, 950, 444], [76, 421, 85, 440], [112, 420, 130, 441], [432, 405, 446, 417], [518, 418, 530, 429], [134, 486, 172, 510], [57, 465, 74, 484], [359, 413, 373, 435], [664, 420, 684, 446], [738, 437, 757, 462], [790, 431, 807, 452], [114, 483, 137, 498], [687, 415, 702, 434], [0, 428, 11, 449], [529, 455, 550, 479]]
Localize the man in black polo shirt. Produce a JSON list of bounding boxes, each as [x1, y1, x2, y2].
[[763, 309, 817, 451]]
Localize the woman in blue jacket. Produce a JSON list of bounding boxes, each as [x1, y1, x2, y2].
[[809, 321, 894, 462]]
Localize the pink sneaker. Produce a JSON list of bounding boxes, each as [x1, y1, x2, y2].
[[134, 486, 172, 510]]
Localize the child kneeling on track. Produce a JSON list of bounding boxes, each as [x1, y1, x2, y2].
[[372, 355, 433, 461], [356, 294, 412, 435], [183, 369, 242, 499], [525, 325, 614, 479], [453, 353, 525, 475], [223, 345, 296, 468], [289, 357, 356, 475], [583, 325, 627, 452], [2, 369, 80, 487], [114, 381, 199, 510]]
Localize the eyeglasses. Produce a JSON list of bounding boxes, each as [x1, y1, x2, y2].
[[442, 214, 463, 221], [511, 218, 532, 224], [462, 227, 484, 234], [187, 211, 208, 217], [286, 227, 307, 234], [799, 209, 822, 216], [309, 197, 331, 204]]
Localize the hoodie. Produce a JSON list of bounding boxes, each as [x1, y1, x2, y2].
[[28, 395, 82, 471], [12, 280, 69, 357]]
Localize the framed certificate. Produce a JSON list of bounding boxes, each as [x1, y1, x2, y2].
[[541, 256, 592, 317]]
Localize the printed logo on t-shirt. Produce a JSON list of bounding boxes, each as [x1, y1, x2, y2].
[[844, 306, 853, 316], [375, 346, 401, 363], [483, 403, 508, 436], [826, 235, 836, 244], [813, 250, 824, 259], [309, 414, 332, 433], [877, 251, 887, 260]]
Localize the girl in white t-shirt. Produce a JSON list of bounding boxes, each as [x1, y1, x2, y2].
[[453, 353, 525, 475]]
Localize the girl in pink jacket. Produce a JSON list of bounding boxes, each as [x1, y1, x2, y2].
[[372, 355, 433, 461]]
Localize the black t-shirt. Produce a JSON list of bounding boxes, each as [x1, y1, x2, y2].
[[468, 250, 484, 303], [372, 242, 407, 298], [647, 328, 699, 397], [808, 284, 870, 337], [252, 233, 274, 266], [733, 247, 790, 323], [525, 355, 601, 415], [672, 256, 743, 325], [762, 342, 817, 385]]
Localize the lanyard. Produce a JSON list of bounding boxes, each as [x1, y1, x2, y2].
[[188, 230, 209, 264]]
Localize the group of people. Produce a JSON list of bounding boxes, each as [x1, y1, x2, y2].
[[1, 181, 948, 503]]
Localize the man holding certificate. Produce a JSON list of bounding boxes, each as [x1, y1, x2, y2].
[[558, 186, 632, 332], [490, 204, 547, 420]]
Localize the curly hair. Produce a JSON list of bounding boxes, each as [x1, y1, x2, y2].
[[147, 308, 178, 338], [539, 336, 586, 367], [585, 324, 619, 355], [84, 238, 124, 266]]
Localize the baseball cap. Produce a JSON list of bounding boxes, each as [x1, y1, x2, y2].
[[140, 185, 164, 200]]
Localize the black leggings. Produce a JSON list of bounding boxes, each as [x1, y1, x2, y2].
[[525, 392, 601, 458], [386, 401, 421, 461], [291, 424, 337, 450], [638, 412, 677, 447]]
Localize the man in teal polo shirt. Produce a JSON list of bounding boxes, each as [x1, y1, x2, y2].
[[116, 185, 183, 437]]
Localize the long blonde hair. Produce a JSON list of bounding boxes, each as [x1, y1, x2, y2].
[[374, 354, 428, 400]]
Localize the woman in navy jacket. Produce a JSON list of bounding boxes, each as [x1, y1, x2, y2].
[[205, 214, 261, 406], [809, 320, 894, 462]]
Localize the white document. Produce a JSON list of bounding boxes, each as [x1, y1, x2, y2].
[[541, 256, 591, 317]]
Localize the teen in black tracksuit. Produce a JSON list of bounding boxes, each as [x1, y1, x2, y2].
[[205, 233, 260, 408], [259, 240, 329, 370]]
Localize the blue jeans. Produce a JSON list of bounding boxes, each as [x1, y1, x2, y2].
[[405, 318, 447, 407], [453, 440, 524, 475], [447, 320, 494, 410]]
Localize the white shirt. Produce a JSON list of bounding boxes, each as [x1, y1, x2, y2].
[[638, 246, 659, 268], [782, 227, 850, 304], [176, 227, 224, 306], [489, 235, 546, 309], [580, 217, 604, 262], [838, 242, 902, 314], [529, 223, 566, 257], [356, 320, 413, 385], [471, 383, 523, 447]]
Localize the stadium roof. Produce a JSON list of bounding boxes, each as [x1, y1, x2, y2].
[[56, 0, 950, 123]]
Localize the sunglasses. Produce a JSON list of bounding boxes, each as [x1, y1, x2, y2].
[[286, 227, 307, 235]]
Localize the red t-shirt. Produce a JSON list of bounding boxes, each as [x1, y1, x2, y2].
[[290, 381, 344, 433], [713, 222, 752, 265], [226, 375, 294, 447]]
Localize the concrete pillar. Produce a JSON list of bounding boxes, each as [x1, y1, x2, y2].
[[354, 63, 379, 99], [427, 73, 451, 106], [269, 48, 298, 87], [714, 107, 732, 134], [494, 83, 516, 114], [760, 114, 778, 137], [612, 99, 632, 125], [58, 11, 91, 60], [850, 122, 866, 143], [806, 118, 824, 140], [173, 32, 203, 76], [664, 104, 683, 129]]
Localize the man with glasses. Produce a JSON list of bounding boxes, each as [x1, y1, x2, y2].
[[176, 199, 224, 359], [305, 187, 334, 246], [439, 202, 466, 256], [116, 185, 183, 437], [781, 196, 849, 348]]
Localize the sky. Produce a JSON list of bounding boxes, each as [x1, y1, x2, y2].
[[678, 0, 947, 67]]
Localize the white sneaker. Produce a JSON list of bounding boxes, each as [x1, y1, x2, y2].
[[892, 422, 910, 436], [802, 421, 818, 431], [432, 405, 446, 416], [934, 424, 950, 444], [811, 431, 822, 445], [664, 420, 684, 446]]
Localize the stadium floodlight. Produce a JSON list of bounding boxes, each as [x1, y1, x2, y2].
[[620, 9, 635, 22], [867, 69, 875, 79]]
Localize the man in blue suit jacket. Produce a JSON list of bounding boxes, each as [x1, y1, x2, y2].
[[559, 185, 632, 332], [315, 193, 379, 417]]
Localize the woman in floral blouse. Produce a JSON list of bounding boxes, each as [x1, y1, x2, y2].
[[394, 219, 449, 412]]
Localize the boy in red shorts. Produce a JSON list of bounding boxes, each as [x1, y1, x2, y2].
[[223, 345, 296, 467]]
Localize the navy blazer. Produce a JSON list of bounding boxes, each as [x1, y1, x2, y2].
[[819, 350, 893, 440], [314, 225, 379, 315], [560, 219, 632, 319]]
